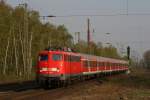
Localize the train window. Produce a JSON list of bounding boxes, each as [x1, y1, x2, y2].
[[97, 62, 100, 67], [113, 63, 115, 66], [89, 61, 96, 67], [89, 61, 93, 67], [100, 62, 102, 66], [104, 62, 106, 66], [107, 63, 110, 67], [94, 61, 97, 67], [88, 61, 91, 67], [110, 63, 112, 67], [76, 56, 81, 62], [101, 62, 103, 66], [52, 54, 62, 61], [106, 63, 108, 66], [70, 56, 81, 62], [114, 63, 116, 66], [102, 62, 104, 66], [39, 55, 48, 61], [109, 63, 110, 66], [109, 63, 111, 66], [111, 63, 113, 66], [98, 62, 100, 67], [83, 61, 88, 67]]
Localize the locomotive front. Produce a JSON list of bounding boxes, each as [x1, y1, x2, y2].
[[36, 50, 65, 87]]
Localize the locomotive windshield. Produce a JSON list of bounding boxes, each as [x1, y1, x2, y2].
[[52, 54, 62, 61], [39, 55, 48, 61]]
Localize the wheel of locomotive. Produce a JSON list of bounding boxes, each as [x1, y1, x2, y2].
[[62, 80, 68, 87], [44, 79, 52, 89], [53, 80, 60, 88], [56, 80, 60, 88], [51, 80, 59, 89], [58, 80, 62, 87], [80, 76, 84, 82], [67, 78, 72, 85]]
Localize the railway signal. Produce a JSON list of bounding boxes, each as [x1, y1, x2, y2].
[[127, 46, 130, 60]]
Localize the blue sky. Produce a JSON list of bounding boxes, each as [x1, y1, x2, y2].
[[7, 0, 150, 58]]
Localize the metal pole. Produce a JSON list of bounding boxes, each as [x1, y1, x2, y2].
[[77, 32, 80, 43], [87, 18, 90, 46], [127, 0, 128, 15]]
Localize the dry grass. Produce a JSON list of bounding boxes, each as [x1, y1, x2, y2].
[[57, 68, 150, 100]]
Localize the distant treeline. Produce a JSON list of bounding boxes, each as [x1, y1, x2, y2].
[[0, 1, 123, 79]]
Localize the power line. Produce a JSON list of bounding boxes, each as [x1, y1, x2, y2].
[[40, 13, 150, 19]]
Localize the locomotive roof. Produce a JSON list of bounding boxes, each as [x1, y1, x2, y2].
[[79, 53, 128, 64], [39, 50, 128, 64]]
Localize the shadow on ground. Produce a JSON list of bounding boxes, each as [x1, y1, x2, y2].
[[0, 80, 41, 92]]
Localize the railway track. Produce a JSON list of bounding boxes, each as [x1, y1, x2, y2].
[[0, 74, 126, 100], [0, 80, 39, 92], [0, 80, 41, 99], [0, 78, 103, 100]]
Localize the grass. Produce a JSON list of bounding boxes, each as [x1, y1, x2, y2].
[[104, 67, 150, 100], [57, 68, 150, 100], [111, 68, 150, 88]]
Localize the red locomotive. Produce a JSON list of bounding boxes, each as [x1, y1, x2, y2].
[[36, 47, 129, 88]]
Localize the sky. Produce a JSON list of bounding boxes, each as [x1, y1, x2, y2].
[[6, 0, 150, 59]]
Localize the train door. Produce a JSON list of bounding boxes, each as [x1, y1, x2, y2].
[[70, 55, 81, 76]]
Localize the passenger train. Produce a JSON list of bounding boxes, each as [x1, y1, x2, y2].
[[36, 47, 129, 87]]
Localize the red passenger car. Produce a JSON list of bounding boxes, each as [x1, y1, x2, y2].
[[36, 48, 129, 87]]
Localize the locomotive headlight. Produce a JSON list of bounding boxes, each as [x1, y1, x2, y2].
[[51, 68, 59, 72], [40, 67, 48, 72]]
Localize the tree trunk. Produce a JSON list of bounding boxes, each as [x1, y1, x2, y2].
[[3, 30, 11, 75], [14, 36, 18, 76]]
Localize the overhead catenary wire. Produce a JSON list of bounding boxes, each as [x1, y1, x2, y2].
[[40, 12, 150, 19]]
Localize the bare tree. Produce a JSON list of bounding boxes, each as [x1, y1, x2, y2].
[[3, 29, 11, 75], [13, 31, 19, 76], [143, 50, 150, 69]]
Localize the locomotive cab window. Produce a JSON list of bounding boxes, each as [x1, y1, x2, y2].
[[52, 54, 62, 61], [39, 55, 48, 61]]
